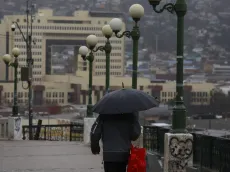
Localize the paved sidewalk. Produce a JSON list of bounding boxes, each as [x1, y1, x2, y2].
[[0, 141, 103, 172]]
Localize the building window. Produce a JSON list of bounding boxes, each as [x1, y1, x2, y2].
[[59, 92, 62, 97]]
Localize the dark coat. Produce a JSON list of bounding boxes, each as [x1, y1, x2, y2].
[[90, 113, 141, 162]]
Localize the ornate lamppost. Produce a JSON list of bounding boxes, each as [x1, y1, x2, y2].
[[11, 0, 35, 140], [148, 0, 187, 132], [147, 1, 193, 171], [2, 48, 20, 117], [101, 25, 113, 92], [79, 35, 98, 117], [109, 4, 144, 89]]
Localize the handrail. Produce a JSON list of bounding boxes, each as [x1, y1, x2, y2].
[[22, 123, 84, 141], [143, 125, 230, 171]]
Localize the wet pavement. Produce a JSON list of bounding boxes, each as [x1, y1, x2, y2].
[[0, 141, 103, 172]]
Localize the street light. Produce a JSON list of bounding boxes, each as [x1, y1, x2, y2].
[[99, 25, 113, 92], [109, 4, 144, 89], [11, 24, 16, 31], [2, 48, 20, 117], [10, 0, 36, 140], [148, 0, 187, 132], [79, 35, 98, 117]]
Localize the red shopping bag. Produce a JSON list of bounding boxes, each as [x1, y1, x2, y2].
[[127, 144, 146, 172]]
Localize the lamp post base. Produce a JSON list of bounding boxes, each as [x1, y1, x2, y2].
[[87, 104, 93, 117], [172, 104, 187, 133], [8, 116, 22, 140], [163, 133, 193, 172], [83, 117, 96, 145], [12, 105, 18, 117]]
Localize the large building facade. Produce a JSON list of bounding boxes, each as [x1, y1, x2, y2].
[[0, 8, 125, 82], [0, 72, 215, 107], [0, 9, 217, 110]]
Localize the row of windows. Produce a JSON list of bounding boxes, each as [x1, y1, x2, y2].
[[18, 24, 105, 31], [96, 65, 121, 69], [32, 78, 42, 82], [95, 59, 122, 63], [111, 47, 122, 50], [95, 53, 122, 56], [17, 78, 42, 82], [4, 92, 65, 99], [16, 18, 40, 23], [161, 92, 209, 97], [46, 92, 65, 98], [162, 92, 176, 97], [14, 32, 43, 36], [33, 58, 42, 62], [4, 92, 28, 98], [34, 65, 42, 68], [17, 45, 42, 49], [15, 36, 122, 45], [3, 99, 27, 104], [191, 92, 208, 97], [16, 51, 42, 56], [15, 38, 42, 43], [17, 72, 42, 77], [98, 21, 108, 25], [3, 99, 64, 104], [18, 71, 42, 75], [17, 18, 109, 26], [46, 99, 64, 104], [95, 72, 122, 75], [15, 29, 106, 38]]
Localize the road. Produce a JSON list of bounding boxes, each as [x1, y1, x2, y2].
[[0, 141, 103, 172]]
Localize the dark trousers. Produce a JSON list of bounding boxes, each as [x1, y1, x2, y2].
[[104, 162, 127, 172]]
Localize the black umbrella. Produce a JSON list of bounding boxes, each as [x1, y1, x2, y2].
[[92, 87, 159, 114]]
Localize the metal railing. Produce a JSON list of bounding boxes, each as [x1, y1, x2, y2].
[[143, 126, 230, 172], [22, 124, 84, 141], [0, 118, 8, 139]]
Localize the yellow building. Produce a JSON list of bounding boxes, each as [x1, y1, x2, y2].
[[0, 71, 216, 106], [0, 8, 125, 82]]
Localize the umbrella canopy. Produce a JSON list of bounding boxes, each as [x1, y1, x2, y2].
[[92, 88, 159, 114], [139, 107, 171, 117]]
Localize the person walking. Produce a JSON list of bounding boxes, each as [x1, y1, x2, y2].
[[90, 113, 141, 172]]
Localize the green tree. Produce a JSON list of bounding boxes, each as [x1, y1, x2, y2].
[[210, 88, 229, 115]]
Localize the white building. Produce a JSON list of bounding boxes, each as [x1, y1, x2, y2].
[[212, 64, 230, 75]]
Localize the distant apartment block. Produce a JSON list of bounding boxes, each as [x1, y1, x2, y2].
[[212, 64, 230, 75]]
